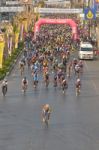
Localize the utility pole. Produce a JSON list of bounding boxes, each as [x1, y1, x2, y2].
[[70, 0, 73, 8], [88, 0, 91, 38]]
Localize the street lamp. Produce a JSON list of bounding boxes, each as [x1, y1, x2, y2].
[[70, 0, 73, 8]]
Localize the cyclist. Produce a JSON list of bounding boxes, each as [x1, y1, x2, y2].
[[31, 63, 39, 74], [43, 59, 48, 68], [61, 77, 68, 93], [2, 79, 8, 96], [75, 78, 81, 96], [44, 71, 49, 87], [52, 59, 58, 73], [53, 74, 58, 87], [32, 72, 38, 88], [43, 66, 49, 79], [73, 58, 78, 70], [42, 104, 51, 123], [19, 60, 25, 76], [22, 77, 28, 92], [78, 60, 83, 74], [66, 50, 70, 60], [57, 69, 63, 86], [67, 61, 72, 78], [74, 64, 80, 77], [21, 56, 26, 66], [62, 55, 67, 66]]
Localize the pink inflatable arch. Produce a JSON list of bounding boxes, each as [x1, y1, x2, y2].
[[34, 18, 78, 40]]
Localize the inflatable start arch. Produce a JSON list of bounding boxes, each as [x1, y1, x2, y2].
[[34, 18, 78, 40]]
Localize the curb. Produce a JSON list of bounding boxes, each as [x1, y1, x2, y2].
[[0, 50, 23, 83], [6, 50, 23, 77]]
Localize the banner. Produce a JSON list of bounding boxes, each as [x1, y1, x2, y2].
[[8, 36, 13, 56], [0, 42, 5, 68], [0, 34, 5, 68], [15, 32, 19, 48], [20, 24, 24, 41], [23, 20, 28, 32], [34, 7, 83, 14], [84, 8, 96, 20], [34, 18, 78, 40]]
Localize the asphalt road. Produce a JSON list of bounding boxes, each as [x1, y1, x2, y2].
[[0, 55, 99, 150]]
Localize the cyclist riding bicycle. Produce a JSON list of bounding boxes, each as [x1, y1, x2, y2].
[[75, 64, 80, 77], [33, 72, 38, 88], [53, 74, 57, 87], [19, 60, 25, 75], [2, 79, 8, 96], [61, 77, 68, 93], [21, 56, 26, 65], [42, 104, 51, 123], [75, 78, 81, 95], [44, 72, 49, 87], [22, 77, 28, 92], [78, 60, 83, 73], [19, 60, 24, 68], [73, 58, 78, 69]]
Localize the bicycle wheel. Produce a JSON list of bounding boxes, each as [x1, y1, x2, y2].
[[44, 116, 49, 128], [2, 86, 7, 96]]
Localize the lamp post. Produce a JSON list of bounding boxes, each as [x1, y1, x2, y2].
[[70, 0, 73, 8]]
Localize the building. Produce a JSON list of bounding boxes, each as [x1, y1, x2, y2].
[[71, 0, 83, 8], [45, 0, 71, 8], [0, 0, 24, 21]]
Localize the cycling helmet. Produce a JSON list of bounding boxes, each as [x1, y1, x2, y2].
[[73, 58, 76, 60], [77, 78, 80, 82], [22, 56, 25, 59], [45, 104, 50, 108], [2, 81, 5, 85], [24, 77, 26, 80], [4, 79, 7, 82], [55, 59, 58, 63], [79, 60, 82, 62]]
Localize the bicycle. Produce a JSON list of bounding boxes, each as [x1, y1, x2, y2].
[[2, 85, 7, 96], [22, 84, 27, 94], [33, 80, 38, 88], [43, 111, 51, 128], [76, 86, 80, 96]]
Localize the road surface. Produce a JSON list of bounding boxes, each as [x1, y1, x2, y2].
[[0, 56, 99, 150]]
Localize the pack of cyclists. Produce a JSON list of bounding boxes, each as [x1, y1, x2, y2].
[[2, 20, 84, 94], [1, 14, 88, 126]]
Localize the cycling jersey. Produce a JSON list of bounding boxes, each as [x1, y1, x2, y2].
[[62, 80, 67, 86], [34, 65, 38, 72], [2, 81, 7, 87], [20, 62, 24, 67], [33, 73, 38, 81], [63, 57, 67, 65], [22, 78, 28, 85], [54, 75, 57, 80], [76, 82, 81, 88], [75, 65, 80, 72], [73, 60, 78, 65], [23, 79, 27, 84], [58, 71, 63, 78]]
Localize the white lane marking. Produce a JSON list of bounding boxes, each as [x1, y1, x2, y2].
[[84, 61, 98, 95]]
